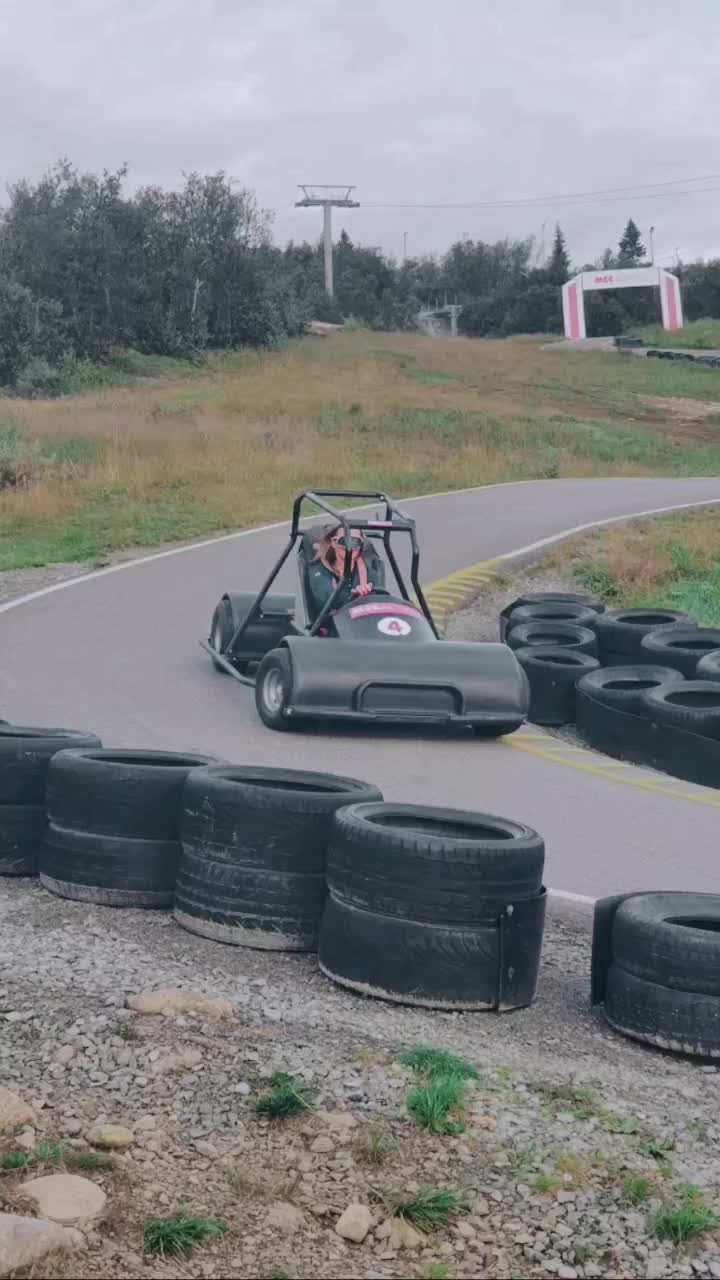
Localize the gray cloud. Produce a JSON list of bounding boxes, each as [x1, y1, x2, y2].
[[1, 0, 718, 267]]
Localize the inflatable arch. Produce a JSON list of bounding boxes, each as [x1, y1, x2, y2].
[[562, 266, 683, 340]]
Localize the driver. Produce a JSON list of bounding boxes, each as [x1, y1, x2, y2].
[[309, 525, 375, 616]]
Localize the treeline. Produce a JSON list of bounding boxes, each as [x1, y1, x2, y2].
[[1, 162, 719, 395]]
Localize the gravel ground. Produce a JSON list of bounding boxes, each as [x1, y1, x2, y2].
[[1, 881, 719, 1280], [1, 563, 719, 1279]]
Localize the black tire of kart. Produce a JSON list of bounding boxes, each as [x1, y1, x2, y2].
[[318, 890, 546, 1011], [595, 609, 695, 658], [506, 603, 599, 630], [611, 892, 720, 996], [603, 962, 720, 1057], [640, 627, 720, 678], [39, 822, 180, 906], [46, 749, 220, 840], [696, 650, 720, 682], [0, 726, 102, 805], [0, 805, 47, 876], [255, 648, 298, 731], [515, 647, 600, 726], [576, 665, 685, 715], [506, 622, 598, 657], [639, 681, 720, 740], [327, 802, 544, 922], [209, 597, 234, 672]]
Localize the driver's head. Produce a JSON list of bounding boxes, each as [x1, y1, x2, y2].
[[330, 526, 363, 558]]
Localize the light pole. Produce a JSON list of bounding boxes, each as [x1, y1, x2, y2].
[[649, 225, 655, 265]]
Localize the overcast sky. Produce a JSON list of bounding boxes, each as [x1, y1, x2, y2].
[[1, 0, 718, 268]]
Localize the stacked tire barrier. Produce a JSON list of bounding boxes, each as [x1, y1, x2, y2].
[[175, 765, 382, 950], [591, 891, 720, 1057], [318, 802, 546, 1010], [40, 749, 219, 906], [502, 592, 720, 787], [0, 726, 101, 875]]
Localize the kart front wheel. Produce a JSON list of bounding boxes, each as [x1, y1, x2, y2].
[[255, 649, 296, 731]]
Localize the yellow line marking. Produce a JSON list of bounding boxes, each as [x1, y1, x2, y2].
[[508, 734, 720, 809]]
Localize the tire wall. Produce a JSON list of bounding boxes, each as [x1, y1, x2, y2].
[[576, 689, 720, 789]]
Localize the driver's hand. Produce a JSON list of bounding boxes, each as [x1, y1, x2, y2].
[[352, 583, 373, 597]]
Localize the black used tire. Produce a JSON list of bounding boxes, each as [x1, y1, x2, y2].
[[640, 681, 720, 740], [515, 647, 600, 726], [611, 892, 720, 996], [604, 962, 720, 1057], [591, 892, 644, 1006], [0, 805, 47, 875], [255, 648, 297, 731], [697, 650, 720, 682], [318, 889, 547, 1010], [499, 592, 604, 640], [176, 765, 383, 950], [0, 726, 101, 805], [640, 627, 720, 677], [327, 802, 544, 922], [46, 748, 220, 840], [595, 609, 695, 658], [505, 603, 599, 630], [208, 597, 234, 672], [506, 622, 598, 657], [576, 665, 685, 715], [40, 822, 179, 907]]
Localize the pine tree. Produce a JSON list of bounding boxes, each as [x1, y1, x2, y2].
[[547, 224, 570, 285], [617, 219, 646, 266]]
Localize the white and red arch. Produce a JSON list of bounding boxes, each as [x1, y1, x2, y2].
[[561, 266, 683, 340]]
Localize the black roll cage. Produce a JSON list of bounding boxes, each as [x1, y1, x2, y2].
[[226, 489, 439, 655]]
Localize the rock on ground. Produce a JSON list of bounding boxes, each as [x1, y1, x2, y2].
[[128, 989, 233, 1019], [335, 1202, 373, 1243], [0, 1088, 38, 1133], [0, 1213, 84, 1278], [18, 1174, 107, 1226], [85, 1123, 134, 1149]]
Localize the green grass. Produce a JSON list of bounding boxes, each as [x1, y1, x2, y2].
[[1, 1141, 116, 1173], [406, 1076, 467, 1136], [379, 1186, 468, 1232], [534, 1173, 561, 1193], [254, 1072, 316, 1120], [623, 1175, 652, 1205], [651, 1185, 718, 1243], [400, 1046, 478, 1081], [143, 1211, 227, 1258], [354, 1129, 396, 1166], [419, 1264, 454, 1279], [530, 1080, 599, 1120], [641, 318, 720, 350]]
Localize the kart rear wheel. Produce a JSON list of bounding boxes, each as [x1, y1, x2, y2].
[[209, 598, 233, 673], [255, 649, 297, 731]]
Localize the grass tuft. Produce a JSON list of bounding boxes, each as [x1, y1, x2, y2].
[[1, 1141, 115, 1174], [255, 1072, 316, 1120], [401, 1046, 478, 1081], [354, 1129, 396, 1166], [407, 1076, 467, 1136], [534, 1173, 561, 1194], [143, 1211, 227, 1257], [419, 1264, 454, 1280], [378, 1186, 468, 1232], [623, 1175, 651, 1205], [651, 1185, 718, 1243]]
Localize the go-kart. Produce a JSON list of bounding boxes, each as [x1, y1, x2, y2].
[[201, 489, 529, 735]]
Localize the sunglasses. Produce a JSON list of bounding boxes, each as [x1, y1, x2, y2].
[[333, 534, 362, 549]]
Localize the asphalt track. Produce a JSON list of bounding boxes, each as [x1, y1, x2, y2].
[[2, 476, 720, 900]]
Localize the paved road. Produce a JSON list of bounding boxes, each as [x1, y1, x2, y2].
[[3, 477, 720, 898]]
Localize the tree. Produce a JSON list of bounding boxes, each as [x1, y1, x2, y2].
[[546, 224, 570, 285], [617, 219, 646, 266]]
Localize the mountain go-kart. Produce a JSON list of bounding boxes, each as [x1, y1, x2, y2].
[[201, 489, 529, 735]]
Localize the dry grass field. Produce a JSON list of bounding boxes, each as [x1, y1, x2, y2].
[[2, 331, 720, 570]]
